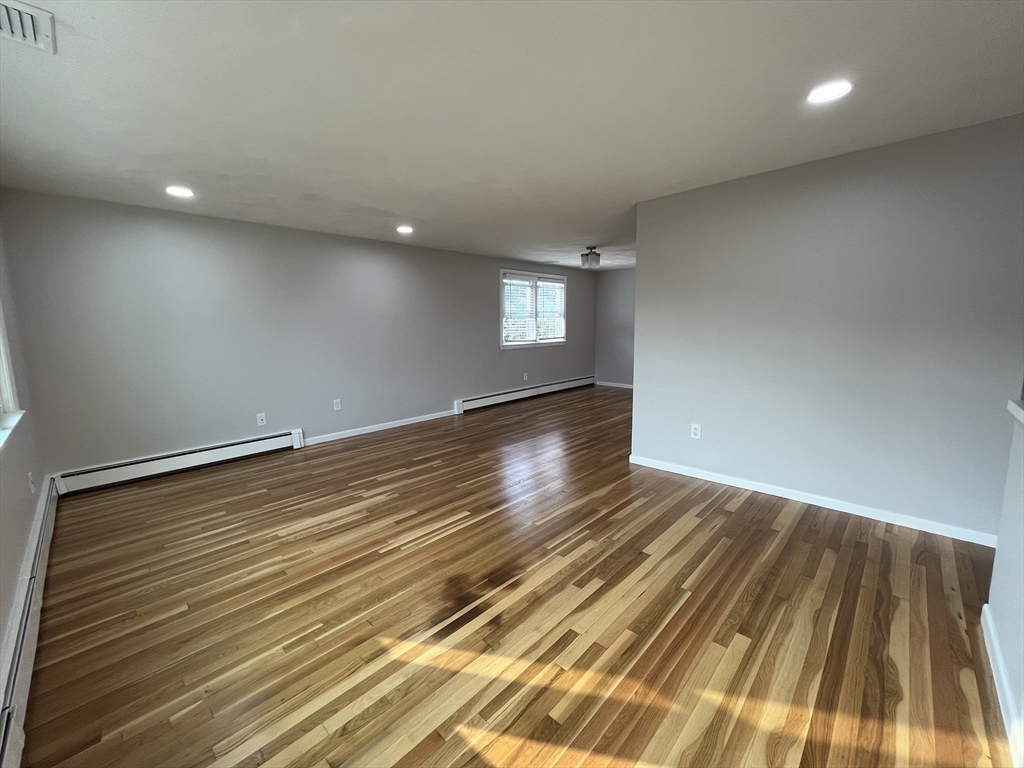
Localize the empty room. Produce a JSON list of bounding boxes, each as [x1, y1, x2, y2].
[[1, 1, 1022, 767]]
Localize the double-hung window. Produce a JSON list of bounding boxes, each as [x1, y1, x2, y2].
[[501, 270, 566, 348]]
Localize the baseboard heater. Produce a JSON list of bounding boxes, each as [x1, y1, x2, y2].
[[56, 429, 304, 494], [454, 375, 595, 413], [0, 477, 58, 768]]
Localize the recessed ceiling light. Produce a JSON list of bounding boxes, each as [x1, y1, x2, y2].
[[165, 185, 194, 198], [396, 225, 414, 235], [806, 79, 853, 104]]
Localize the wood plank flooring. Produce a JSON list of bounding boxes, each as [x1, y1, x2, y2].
[[24, 386, 1010, 767]]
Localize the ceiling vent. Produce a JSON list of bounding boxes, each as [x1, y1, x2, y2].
[[0, 1, 55, 54]]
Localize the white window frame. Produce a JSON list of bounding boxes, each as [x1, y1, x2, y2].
[[0, 298, 18, 414], [0, 295, 23, 449], [500, 269, 567, 350]]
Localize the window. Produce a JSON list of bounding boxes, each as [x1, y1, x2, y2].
[[0, 298, 17, 416], [501, 270, 566, 348], [0, 295, 22, 448]]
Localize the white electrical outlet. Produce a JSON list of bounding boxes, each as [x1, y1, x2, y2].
[[333, 399, 342, 411], [28, 472, 35, 495], [256, 413, 267, 426], [691, 423, 701, 439], [524, 373, 528, 381]]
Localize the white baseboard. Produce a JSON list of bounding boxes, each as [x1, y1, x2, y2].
[[981, 605, 1023, 768], [596, 381, 633, 389], [57, 430, 303, 493], [310, 378, 597, 444], [627, 454, 997, 547], [305, 410, 456, 446], [455, 376, 595, 413], [0, 474, 59, 768]]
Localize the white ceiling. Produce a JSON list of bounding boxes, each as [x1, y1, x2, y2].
[[1, 1, 1022, 269]]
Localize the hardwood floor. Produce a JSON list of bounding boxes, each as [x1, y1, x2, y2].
[[24, 385, 1010, 768]]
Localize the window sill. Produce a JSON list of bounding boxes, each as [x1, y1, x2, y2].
[[0, 409, 25, 451], [500, 340, 567, 350], [1009, 399, 1024, 425]]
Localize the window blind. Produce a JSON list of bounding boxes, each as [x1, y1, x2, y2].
[[501, 271, 566, 346]]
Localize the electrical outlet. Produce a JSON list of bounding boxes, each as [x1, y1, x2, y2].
[[333, 399, 342, 412], [524, 373, 528, 381], [256, 412, 267, 427], [28, 472, 35, 495], [691, 423, 702, 440]]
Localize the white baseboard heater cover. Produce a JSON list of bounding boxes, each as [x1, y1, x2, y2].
[[57, 429, 304, 494], [455, 376, 595, 413], [0, 477, 58, 768]]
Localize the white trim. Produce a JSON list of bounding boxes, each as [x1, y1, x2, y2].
[[0, 410, 24, 450], [981, 604, 1023, 768], [627, 454, 997, 547], [1009, 399, 1024, 426], [456, 376, 595, 412], [305, 411, 456, 447], [58, 430, 303, 493], [0, 293, 19, 415], [500, 340, 567, 350], [500, 268, 566, 281], [0, 474, 59, 768], [596, 381, 633, 389]]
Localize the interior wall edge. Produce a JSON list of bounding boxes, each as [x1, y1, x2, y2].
[[981, 604, 1024, 768]]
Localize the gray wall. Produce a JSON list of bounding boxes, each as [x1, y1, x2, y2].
[[633, 115, 1024, 538], [595, 269, 635, 386], [0, 190, 597, 474], [0, 234, 44, 652], [988, 404, 1024, 762]]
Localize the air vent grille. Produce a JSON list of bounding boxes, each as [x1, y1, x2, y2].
[[0, 1, 55, 54]]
